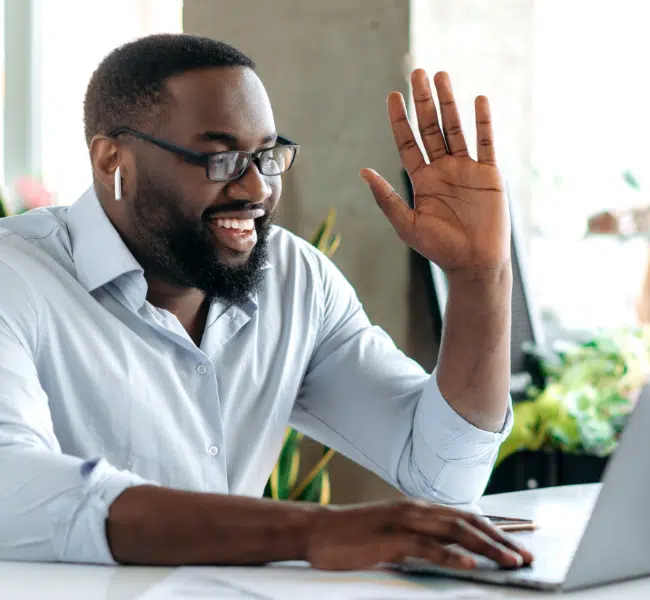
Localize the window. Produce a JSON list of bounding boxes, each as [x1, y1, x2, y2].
[[4, 0, 183, 205], [410, 0, 649, 333], [529, 0, 650, 331]]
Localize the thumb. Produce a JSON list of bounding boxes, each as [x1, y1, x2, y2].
[[360, 168, 415, 244]]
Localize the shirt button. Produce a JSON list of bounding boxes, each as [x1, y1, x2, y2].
[[208, 445, 219, 457], [196, 364, 208, 375]]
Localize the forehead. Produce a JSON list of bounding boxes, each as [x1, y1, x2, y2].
[[162, 67, 275, 144]]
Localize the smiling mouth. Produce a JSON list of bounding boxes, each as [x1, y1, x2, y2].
[[209, 213, 265, 253], [207, 207, 266, 221], [212, 217, 255, 231]]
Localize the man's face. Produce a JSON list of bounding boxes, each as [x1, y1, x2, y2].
[[127, 67, 281, 305]]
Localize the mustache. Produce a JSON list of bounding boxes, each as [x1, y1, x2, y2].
[[203, 201, 267, 219]]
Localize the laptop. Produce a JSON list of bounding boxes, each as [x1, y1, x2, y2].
[[400, 383, 650, 591]]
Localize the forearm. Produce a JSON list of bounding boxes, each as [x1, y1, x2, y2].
[[107, 485, 319, 565], [436, 263, 512, 432]]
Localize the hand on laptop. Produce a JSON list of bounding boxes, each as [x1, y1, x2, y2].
[[305, 499, 534, 570]]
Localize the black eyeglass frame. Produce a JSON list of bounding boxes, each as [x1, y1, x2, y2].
[[108, 126, 300, 182]]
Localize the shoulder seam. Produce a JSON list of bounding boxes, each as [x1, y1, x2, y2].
[[0, 213, 65, 243]]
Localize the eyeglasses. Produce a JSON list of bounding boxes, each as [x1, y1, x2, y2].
[[108, 127, 299, 182]]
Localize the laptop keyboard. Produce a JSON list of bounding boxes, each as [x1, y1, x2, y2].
[[513, 532, 578, 568]]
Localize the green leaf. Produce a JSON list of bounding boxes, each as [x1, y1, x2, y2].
[[310, 221, 327, 248], [297, 470, 325, 503], [310, 209, 341, 257], [276, 428, 302, 499], [502, 326, 647, 462], [496, 401, 544, 466], [622, 169, 641, 191]]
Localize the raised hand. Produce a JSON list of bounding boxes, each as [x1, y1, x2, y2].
[[362, 70, 510, 275]]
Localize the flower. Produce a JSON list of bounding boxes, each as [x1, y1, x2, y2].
[[14, 176, 54, 210]]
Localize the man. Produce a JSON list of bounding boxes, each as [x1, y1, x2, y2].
[[0, 34, 531, 570]]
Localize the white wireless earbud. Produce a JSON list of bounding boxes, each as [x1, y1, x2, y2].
[[114, 166, 122, 201]]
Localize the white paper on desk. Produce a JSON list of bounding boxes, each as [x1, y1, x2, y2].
[[136, 564, 499, 600]]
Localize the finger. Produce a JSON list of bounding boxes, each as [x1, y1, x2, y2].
[[360, 168, 415, 244], [463, 514, 534, 565], [438, 518, 525, 568], [411, 69, 447, 162], [433, 72, 469, 158], [475, 95, 496, 165], [386, 91, 427, 176], [402, 505, 530, 568], [401, 501, 533, 565], [425, 507, 533, 565], [398, 535, 476, 570]]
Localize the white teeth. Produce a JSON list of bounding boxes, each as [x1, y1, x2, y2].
[[215, 218, 255, 231]]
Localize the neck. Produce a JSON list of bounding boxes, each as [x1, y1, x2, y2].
[[146, 278, 210, 346]]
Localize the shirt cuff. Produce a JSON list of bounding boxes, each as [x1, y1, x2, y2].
[[413, 369, 513, 470], [49, 458, 156, 564]]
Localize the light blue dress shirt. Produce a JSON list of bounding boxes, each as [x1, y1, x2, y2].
[[0, 187, 512, 564]]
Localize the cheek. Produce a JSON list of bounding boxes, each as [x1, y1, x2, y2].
[[269, 179, 282, 208], [193, 179, 230, 213]]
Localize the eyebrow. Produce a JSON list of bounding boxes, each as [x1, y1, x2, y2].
[[196, 131, 278, 147]]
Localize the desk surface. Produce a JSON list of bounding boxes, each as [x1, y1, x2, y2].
[[2, 483, 649, 599]]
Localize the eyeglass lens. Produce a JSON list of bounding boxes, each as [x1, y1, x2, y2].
[[207, 146, 295, 180]]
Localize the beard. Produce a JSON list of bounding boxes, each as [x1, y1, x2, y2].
[[131, 172, 273, 306]]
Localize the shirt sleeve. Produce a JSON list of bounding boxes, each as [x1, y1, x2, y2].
[[290, 252, 513, 505], [0, 258, 153, 564]]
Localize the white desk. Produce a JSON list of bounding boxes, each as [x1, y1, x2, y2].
[[2, 483, 649, 599]]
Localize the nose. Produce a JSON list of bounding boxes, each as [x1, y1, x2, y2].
[[226, 163, 272, 203]]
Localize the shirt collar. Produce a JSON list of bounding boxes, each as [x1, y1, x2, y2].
[[67, 186, 273, 312], [67, 186, 144, 297]]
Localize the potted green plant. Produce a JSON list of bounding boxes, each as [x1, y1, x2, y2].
[[487, 327, 650, 492], [263, 210, 340, 504]]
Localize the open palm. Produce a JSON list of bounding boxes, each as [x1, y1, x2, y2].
[[362, 70, 511, 274]]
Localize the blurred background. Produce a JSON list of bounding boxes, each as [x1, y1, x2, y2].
[[2, 0, 649, 503]]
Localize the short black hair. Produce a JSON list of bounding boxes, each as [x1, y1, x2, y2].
[[83, 33, 255, 146]]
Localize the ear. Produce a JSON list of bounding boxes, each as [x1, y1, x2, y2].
[[89, 135, 129, 200]]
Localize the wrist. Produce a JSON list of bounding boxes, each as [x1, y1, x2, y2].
[[445, 260, 512, 292], [289, 501, 327, 562]]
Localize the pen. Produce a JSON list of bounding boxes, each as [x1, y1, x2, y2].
[[483, 515, 540, 532]]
